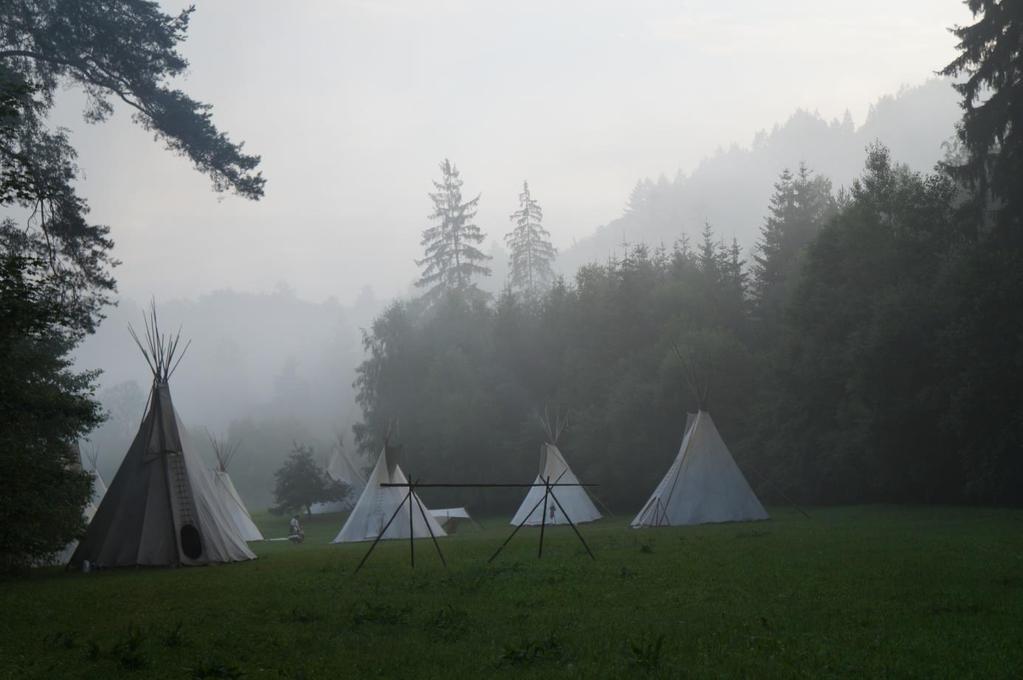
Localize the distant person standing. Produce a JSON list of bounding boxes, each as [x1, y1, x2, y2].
[[289, 515, 304, 543]]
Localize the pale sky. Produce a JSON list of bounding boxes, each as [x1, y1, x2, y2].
[[52, 0, 971, 304]]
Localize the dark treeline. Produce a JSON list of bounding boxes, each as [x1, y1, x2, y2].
[[356, 139, 1022, 512]]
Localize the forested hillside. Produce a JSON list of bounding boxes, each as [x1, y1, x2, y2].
[[560, 79, 960, 273]]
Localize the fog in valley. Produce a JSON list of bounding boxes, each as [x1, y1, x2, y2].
[[62, 1, 970, 510], [10, 1, 1023, 673]]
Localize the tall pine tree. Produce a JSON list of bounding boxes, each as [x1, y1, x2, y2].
[[416, 159, 490, 299], [942, 0, 1023, 236], [505, 181, 556, 299], [752, 163, 835, 335]]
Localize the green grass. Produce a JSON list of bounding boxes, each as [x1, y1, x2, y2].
[[3, 506, 1023, 678]]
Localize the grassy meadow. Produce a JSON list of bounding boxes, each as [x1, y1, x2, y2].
[[2, 506, 1022, 679]]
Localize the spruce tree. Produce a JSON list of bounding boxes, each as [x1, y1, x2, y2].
[[752, 163, 835, 331], [505, 181, 556, 299], [697, 221, 723, 281], [753, 168, 796, 298], [942, 1, 1023, 235], [416, 159, 491, 299], [724, 237, 748, 299]]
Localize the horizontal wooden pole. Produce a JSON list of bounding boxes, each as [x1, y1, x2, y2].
[[379, 482, 598, 488]]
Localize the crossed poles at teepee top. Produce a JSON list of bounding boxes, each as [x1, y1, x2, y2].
[[354, 474, 597, 573]]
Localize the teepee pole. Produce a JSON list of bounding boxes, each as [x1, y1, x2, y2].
[[586, 488, 615, 519], [545, 484, 596, 560], [411, 490, 447, 567], [538, 475, 550, 559], [488, 491, 549, 563], [408, 481, 415, 569]]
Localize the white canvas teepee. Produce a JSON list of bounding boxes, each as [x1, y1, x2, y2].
[[82, 445, 108, 505], [209, 437, 264, 542], [510, 443, 602, 526], [310, 440, 367, 514], [54, 445, 108, 564], [631, 410, 768, 527], [331, 444, 446, 543], [69, 308, 256, 568]]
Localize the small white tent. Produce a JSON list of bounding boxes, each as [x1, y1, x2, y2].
[[331, 444, 446, 543], [430, 507, 476, 533], [209, 437, 264, 542], [632, 411, 768, 527], [310, 441, 367, 514], [510, 443, 602, 526]]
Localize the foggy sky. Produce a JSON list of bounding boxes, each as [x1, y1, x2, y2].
[[52, 0, 970, 305]]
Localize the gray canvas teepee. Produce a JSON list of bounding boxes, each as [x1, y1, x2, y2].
[[69, 307, 255, 568]]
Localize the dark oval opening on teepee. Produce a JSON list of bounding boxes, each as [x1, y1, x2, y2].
[[180, 524, 203, 559]]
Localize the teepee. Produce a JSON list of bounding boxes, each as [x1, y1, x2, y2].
[[331, 443, 446, 543], [69, 307, 256, 568], [81, 444, 108, 509], [54, 444, 107, 564], [631, 410, 768, 527], [209, 435, 264, 542], [310, 436, 367, 514], [509, 413, 602, 527]]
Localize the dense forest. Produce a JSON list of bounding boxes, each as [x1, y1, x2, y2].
[[354, 9, 1023, 512], [358, 140, 1022, 512]]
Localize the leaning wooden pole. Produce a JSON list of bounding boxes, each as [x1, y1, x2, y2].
[[412, 491, 447, 567], [488, 492, 549, 564], [546, 485, 596, 560], [408, 480, 415, 569], [354, 488, 412, 573], [538, 475, 551, 559]]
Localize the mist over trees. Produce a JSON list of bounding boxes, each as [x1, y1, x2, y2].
[[506, 181, 557, 300], [560, 80, 960, 274], [354, 135, 1023, 511], [74, 287, 376, 510], [3, 1, 1013, 575], [272, 444, 348, 518], [69, 74, 1009, 518], [350, 4, 1023, 511], [416, 159, 491, 301]]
